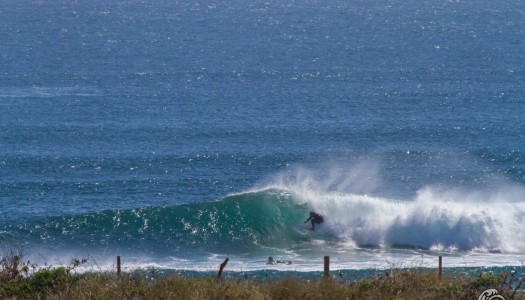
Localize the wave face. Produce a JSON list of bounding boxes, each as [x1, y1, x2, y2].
[[3, 185, 525, 259], [1, 190, 309, 256]]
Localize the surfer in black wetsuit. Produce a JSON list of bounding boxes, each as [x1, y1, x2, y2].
[[304, 211, 324, 230], [267, 256, 292, 265]]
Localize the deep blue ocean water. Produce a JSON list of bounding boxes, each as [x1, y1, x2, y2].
[[1, 0, 525, 277]]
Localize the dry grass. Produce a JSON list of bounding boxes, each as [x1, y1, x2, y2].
[[1, 253, 524, 299]]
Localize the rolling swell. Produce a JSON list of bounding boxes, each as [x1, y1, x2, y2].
[[0, 190, 310, 255], [2, 187, 524, 258]]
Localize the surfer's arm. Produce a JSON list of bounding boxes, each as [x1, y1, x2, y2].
[[304, 216, 312, 223]]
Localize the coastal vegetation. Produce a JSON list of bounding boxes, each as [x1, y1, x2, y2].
[[1, 252, 524, 299]]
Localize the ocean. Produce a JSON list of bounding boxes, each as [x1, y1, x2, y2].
[[1, 0, 524, 278]]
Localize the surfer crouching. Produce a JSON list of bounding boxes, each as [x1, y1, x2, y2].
[[304, 211, 324, 230]]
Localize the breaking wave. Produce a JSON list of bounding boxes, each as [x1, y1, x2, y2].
[[2, 185, 524, 256]]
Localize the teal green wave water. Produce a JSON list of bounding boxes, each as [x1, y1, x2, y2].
[[2, 190, 312, 254]]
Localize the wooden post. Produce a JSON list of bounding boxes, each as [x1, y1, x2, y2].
[[117, 256, 121, 276], [438, 256, 442, 281], [324, 256, 330, 278], [217, 258, 229, 280], [12, 255, 20, 277]]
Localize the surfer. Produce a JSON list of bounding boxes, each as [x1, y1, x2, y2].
[[267, 257, 292, 265], [304, 211, 324, 230]]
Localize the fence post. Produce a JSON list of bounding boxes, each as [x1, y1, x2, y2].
[[438, 256, 442, 281], [324, 256, 330, 278], [217, 258, 229, 281], [12, 255, 20, 276], [117, 256, 121, 276]]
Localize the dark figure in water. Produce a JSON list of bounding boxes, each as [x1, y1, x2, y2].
[[267, 256, 292, 265], [304, 211, 324, 230]]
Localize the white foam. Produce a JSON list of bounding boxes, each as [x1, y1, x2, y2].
[[266, 164, 525, 253]]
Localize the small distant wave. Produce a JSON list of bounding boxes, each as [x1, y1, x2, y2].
[[0, 86, 101, 98]]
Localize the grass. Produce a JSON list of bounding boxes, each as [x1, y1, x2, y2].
[[1, 252, 524, 299]]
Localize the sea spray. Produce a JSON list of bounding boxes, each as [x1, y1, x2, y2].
[[263, 164, 525, 253]]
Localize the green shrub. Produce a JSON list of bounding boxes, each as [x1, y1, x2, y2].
[[30, 267, 69, 292], [3, 281, 33, 298]]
